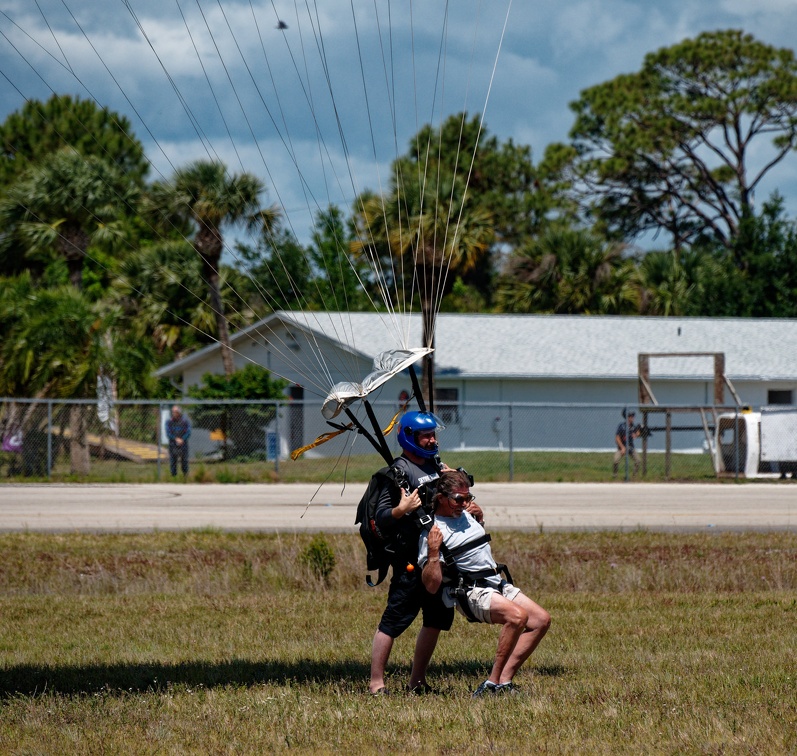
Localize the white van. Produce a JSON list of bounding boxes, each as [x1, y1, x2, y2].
[[714, 408, 797, 478]]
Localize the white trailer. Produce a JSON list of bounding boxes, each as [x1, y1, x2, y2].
[[714, 408, 797, 478]]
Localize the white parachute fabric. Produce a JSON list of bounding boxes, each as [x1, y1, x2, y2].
[[321, 347, 431, 419]]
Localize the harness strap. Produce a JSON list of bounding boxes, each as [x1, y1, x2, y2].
[[451, 576, 481, 622], [366, 563, 390, 588], [448, 563, 515, 622], [442, 533, 491, 560], [455, 565, 502, 581]]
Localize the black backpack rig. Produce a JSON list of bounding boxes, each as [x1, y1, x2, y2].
[[355, 463, 436, 587], [355, 460, 491, 591]]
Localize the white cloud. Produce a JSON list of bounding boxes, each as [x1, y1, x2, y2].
[[3, 0, 797, 245]]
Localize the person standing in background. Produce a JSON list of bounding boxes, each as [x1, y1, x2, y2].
[[613, 409, 640, 477], [166, 405, 191, 477]]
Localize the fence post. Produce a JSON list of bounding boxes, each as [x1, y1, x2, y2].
[[623, 408, 629, 482], [275, 401, 281, 475], [734, 407, 740, 482], [47, 399, 53, 480], [508, 403, 514, 482], [157, 403, 163, 481]]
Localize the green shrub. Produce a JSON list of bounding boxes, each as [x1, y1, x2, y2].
[[300, 535, 336, 584]]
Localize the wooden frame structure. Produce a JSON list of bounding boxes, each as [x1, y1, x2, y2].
[[636, 353, 743, 478]]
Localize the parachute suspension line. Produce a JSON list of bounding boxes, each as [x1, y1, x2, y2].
[[124, 0, 338, 363], [3, 5, 397, 397], [429, 3, 482, 340], [374, 0, 404, 328], [363, 400, 394, 464], [32, 0, 73, 75], [374, 0, 423, 342], [407, 0, 451, 348], [0, 57, 338, 399], [289, 3, 366, 337], [254, 0, 414, 358], [207, 0, 371, 380], [127, 0, 325, 356], [408, 364, 427, 414], [244, 0, 436, 388], [182, 0, 344, 338], [410, 0, 454, 393], [246, 2, 388, 377], [344, 407, 394, 466], [205, 0, 438, 368], [351, 0, 406, 338], [175, 0, 246, 174], [2, 191, 337, 397], [428, 2, 457, 355], [0, 110, 296, 395], [120, 0, 220, 173], [345, 0, 415, 350], [127, 0, 371, 395], [140, 1, 366, 387], [22, 0, 186, 182], [21, 1, 295, 368], [0, 11, 67, 77], [0, 63, 268, 392], [2, 3, 515, 418], [434, 0, 513, 333]]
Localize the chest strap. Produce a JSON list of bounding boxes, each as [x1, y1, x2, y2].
[[441, 532, 491, 561]]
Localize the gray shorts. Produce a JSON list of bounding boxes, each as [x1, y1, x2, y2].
[[455, 581, 521, 624]]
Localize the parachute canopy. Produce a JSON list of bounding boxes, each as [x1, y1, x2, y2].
[[321, 347, 431, 420]]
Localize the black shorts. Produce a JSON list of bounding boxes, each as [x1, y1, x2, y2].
[[377, 567, 454, 638]]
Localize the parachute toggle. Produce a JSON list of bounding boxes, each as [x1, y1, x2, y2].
[[321, 347, 432, 420]]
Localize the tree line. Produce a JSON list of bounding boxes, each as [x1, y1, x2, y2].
[[2, 29, 797, 451]]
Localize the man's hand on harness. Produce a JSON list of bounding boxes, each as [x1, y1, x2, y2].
[[392, 487, 422, 519], [421, 525, 444, 593], [465, 501, 483, 524]]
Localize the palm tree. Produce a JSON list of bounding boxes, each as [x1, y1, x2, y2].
[[0, 275, 154, 474], [496, 228, 641, 315], [353, 167, 494, 404], [114, 239, 262, 362], [0, 148, 138, 289], [149, 161, 277, 377], [0, 150, 141, 474], [637, 249, 704, 316]]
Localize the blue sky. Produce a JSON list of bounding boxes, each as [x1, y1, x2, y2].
[[2, 0, 797, 248]]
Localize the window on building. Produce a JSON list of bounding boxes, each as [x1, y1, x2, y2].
[[435, 388, 459, 425], [767, 389, 793, 405]]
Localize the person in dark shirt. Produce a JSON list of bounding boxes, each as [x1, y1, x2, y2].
[[613, 410, 641, 477], [166, 405, 191, 477], [368, 411, 482, 695]]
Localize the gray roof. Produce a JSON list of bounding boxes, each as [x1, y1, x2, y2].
[[159, 312, 797, 382]]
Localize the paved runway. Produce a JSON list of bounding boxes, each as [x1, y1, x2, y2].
[[1, 482, 795, 533]]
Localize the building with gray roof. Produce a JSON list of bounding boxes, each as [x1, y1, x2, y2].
[[156, 312, 797, 455]]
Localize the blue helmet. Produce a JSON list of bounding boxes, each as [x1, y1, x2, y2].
[[397, 411, 444, 459]]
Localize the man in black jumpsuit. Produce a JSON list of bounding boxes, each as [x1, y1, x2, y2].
[[368, 411, 482, 695]]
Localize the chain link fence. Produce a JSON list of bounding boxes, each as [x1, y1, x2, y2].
[[1, 397, 795, 483]]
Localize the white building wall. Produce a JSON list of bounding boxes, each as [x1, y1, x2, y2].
[[162, 316, 797, 457]]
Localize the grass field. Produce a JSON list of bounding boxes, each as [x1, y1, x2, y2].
[[1, 530, 795, 753], [3, 449, 720, 484]]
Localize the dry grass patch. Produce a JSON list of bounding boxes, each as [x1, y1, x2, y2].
[[0, 531, 795, 753]]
